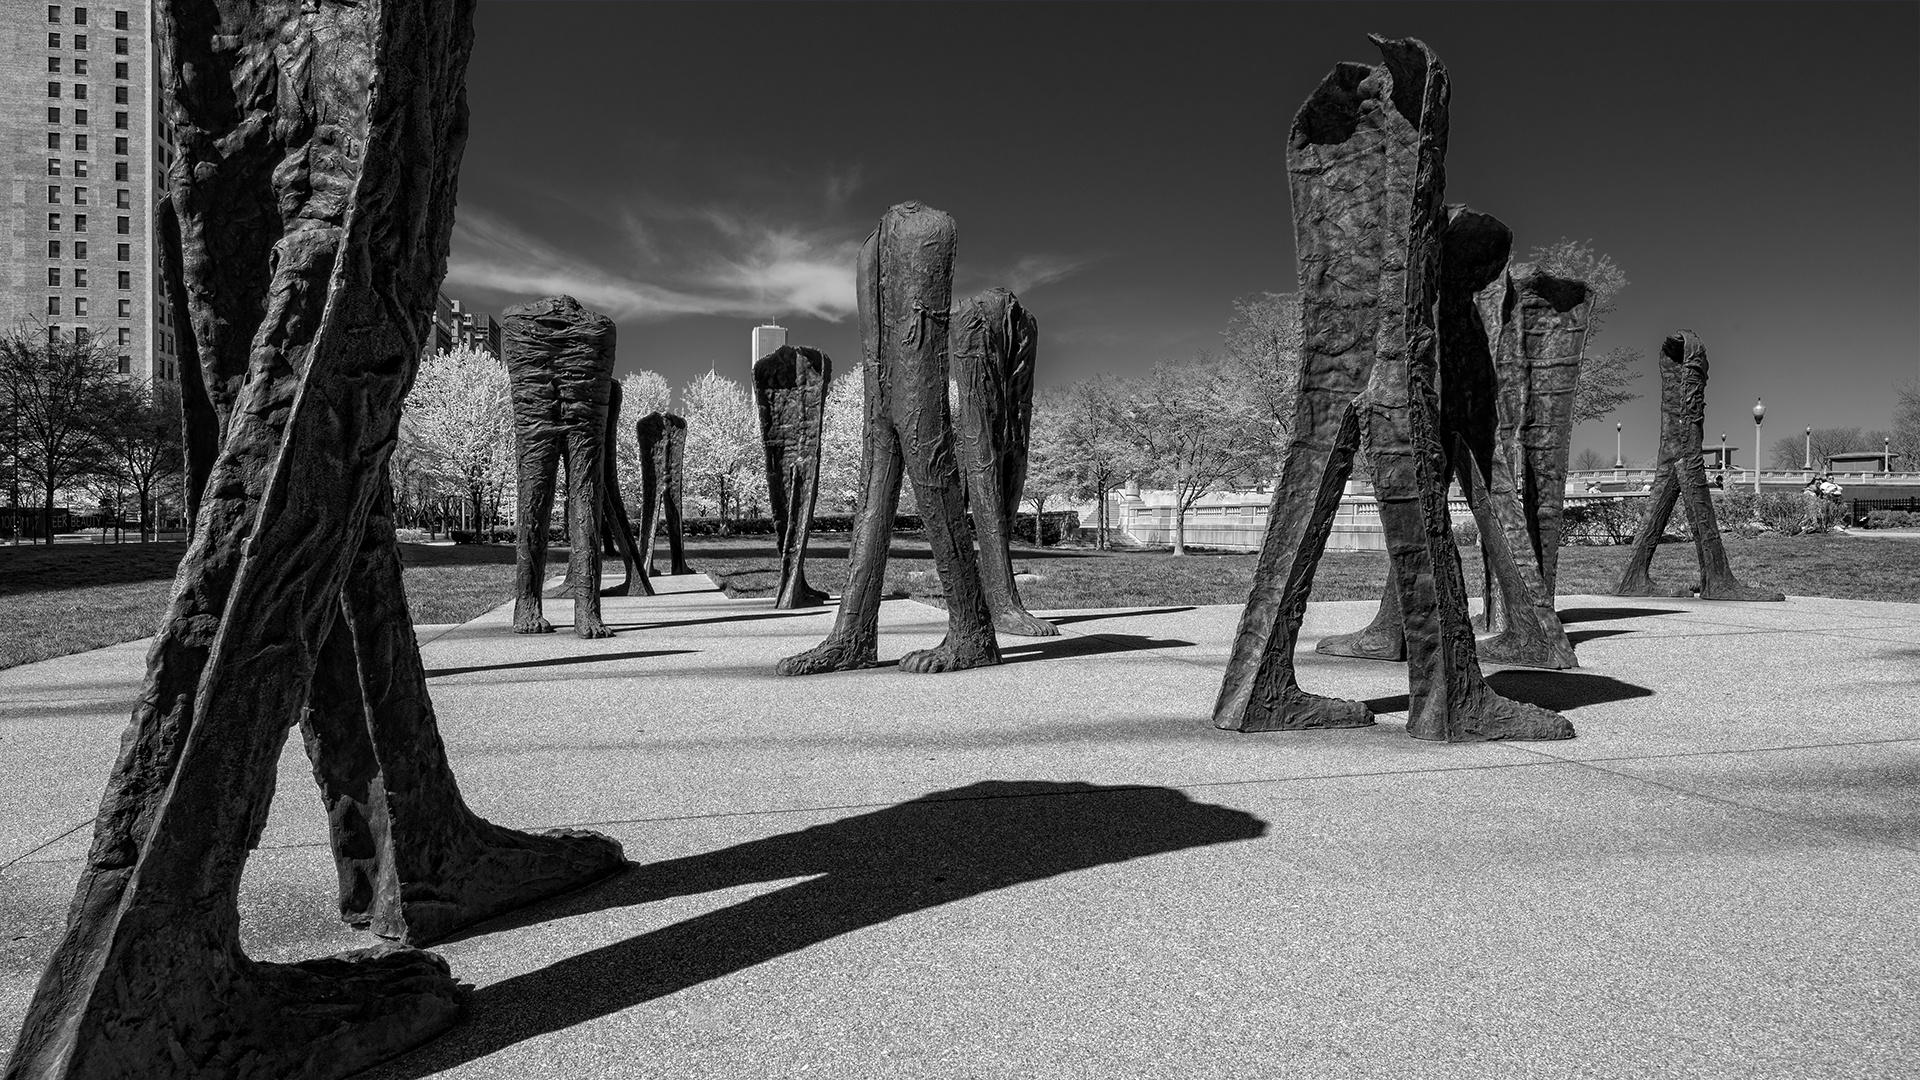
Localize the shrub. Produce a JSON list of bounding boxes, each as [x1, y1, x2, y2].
[[1868, 510, 1918, 529], [1452, 519, 1479, 548]]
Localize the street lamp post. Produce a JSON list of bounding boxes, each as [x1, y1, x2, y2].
[[1752, 398, 1765, 494], [1804, 425, 1812, 471], [1614, 422, 1623, 469], [1719, 432, 1728, 485]]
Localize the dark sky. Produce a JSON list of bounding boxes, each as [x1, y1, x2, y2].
[[450, 1, 1919, 464]]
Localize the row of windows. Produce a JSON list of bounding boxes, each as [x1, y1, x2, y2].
[[45, 298, 137, 318], [47, 241, 135, 261], [48, 6, 132, 29], [44, 107, 131, 129], [46, 133, 129, 155], [46, 269, 134, 288], [45, 189, 133, 209], [48, 59, 129, 79], [46, 160, 132, 181], [44, 214, 134, 233], [45, 34, 130, 52], [49, 84, 133, 103]]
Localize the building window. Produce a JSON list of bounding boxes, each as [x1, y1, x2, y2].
[[48, 56, 61, 73], [73, 84, 87, 100], [75, 298, 88, 316], [114, 162, 127, 181], [49, 5, 61, 22], [115, 36, 127, 54], [74, 269, 88, 288], [47, 132, 60, 149], [115, 10, 126, 30], [74, 327, 90, 347], [114, 61, 126, 78], [116, 215, 128, 234], [47, 106, 61, 122], [48, 240, 61, 258], [118, 299, 131, 317], [114, 138, 127, 156], [74, 160, 87, 177], [118, 271, 130, 289], [48, 213, 61, 230], [118, 355, 130, 375], [74, 109, 87, 124], [74, 187, 88, 204], [74, 214, 87, 232], [75, 241, 88, 258], [114, 85, 126, 103], [48, 32, 60, 47], [116, 243, 129, 261], [48, 81, 61, 98], [74, 58, 88, 75], [74, 33, 86, 48], [48, 268, 62, 287], [47, 159, 60, 176], [115, 111, 127, 129], [48, 185, 61, 203], [117, 327, 130, 345], [74, 134, 87, 151], [74, 6, 87, 24], [115, 189, 128, 208], [48, 297, 61, 315]]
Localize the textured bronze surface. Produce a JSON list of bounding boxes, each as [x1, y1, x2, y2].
[[754, 346, 833, 608], [1213, 37, 1572, 742], [951, 288, 1057, 637], [636, 412, 693, 577], [777, 202, 1000, 676], [503, 295, 619, 638], [600, 379, 650, 596], [1611, 332, 1785, 601], [5, 4, 620, 1076]]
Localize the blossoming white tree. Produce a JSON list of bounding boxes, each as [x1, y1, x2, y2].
[[399, 344, 515, 534]]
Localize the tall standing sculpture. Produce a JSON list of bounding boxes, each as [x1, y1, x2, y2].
[[6, 3, 625, 1076], [504, 296, 619, 638], [777, 202, 1001, 676], [950, 287, 1058, 637], [753, 346, 833, 608], [1316, 221, 1580, 672], [1475, 264, 1592, 653], [1213, 37, 1571, 741], [636, 411, 693, 577], [1611, 331, 1785, 601], [599, 379, 651, 597]]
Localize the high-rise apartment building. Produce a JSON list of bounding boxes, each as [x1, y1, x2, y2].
[[427, 293, 502, 359], [1, 0, 174, 384], [751, 322, 786, 371]]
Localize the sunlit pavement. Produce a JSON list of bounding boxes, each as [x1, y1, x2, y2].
[[3, 573, 1916, 1078]]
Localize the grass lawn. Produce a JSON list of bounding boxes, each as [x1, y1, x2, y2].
[[5, 530, 1917, 671]]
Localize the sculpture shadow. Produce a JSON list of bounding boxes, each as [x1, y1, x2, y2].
[[1044, 607, 1199, 626], [1361, 670, 1654, 715], [605, 609, 831, 633], [1555, 605, 1687, 624], [424, 649, 696, 679], [999, 633, 1197, 666], [369, 781, 1266, 1078], [1565, 628, 1638, 646]]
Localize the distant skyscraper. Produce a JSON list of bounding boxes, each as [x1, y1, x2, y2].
[[0, 0, 177, 384], [751, 321, 786, 369]]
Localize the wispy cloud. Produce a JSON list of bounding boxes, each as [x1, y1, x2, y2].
[[1002, 252, 1101, 294], [447, 200, 862, 322]]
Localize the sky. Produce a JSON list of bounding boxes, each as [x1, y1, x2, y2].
[[448, 1, 1919, 465]]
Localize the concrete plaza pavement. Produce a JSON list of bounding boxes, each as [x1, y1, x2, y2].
[[1, 573, 1916, 1078]]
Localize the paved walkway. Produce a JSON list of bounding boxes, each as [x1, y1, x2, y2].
[[2, 576, 1916, 1078]]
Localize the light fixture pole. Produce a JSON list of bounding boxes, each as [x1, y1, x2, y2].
[[1719, 432, 1728, 483], [1885, 435, 1893, 474], [1752, 398, 1765, 494], [1614, 422, 1623, 469], [1804, 425, 1812, 471]]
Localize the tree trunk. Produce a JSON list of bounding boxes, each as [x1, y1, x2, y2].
[[1172, 496, 1187, 556], [42, 480, 56, 545]]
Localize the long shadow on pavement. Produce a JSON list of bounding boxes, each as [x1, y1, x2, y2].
[[1000, 633, 1197, 665], [1555, 605, 1688, 624], [367, 781, 1266, 1078], [424, 649, 697, 680], [1362, 670, 1654, 715], [603, 609, 833, 633]]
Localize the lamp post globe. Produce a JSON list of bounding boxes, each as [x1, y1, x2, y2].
[[1752, 399, 1765, 494]]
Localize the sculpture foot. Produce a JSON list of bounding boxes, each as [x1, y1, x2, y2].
[[512, 615, 555, 635], [899, 635, 1000, 674], [1224, 686, 1375, 733], [670, 562, 695, 576], [1699, 579, 1785, 602], [46, 945, 466, 1080], [1610, 576, 1689, 599], [1315, 625, 1406, 662], [775, 584, 833, 609], [993, 608, 1060, 638], [776, 635, 879, 676], [1475, 631, 1579, 671], [1422, 688, 1575, 742], [574, 614, 616, 639], [369, 824, 628, 946]]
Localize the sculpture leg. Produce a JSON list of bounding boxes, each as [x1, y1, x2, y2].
[[561, 428, 613, 637], [1215, 404, 1376, 731], [512, 432, 560, 633], [300, 488, 628, 945], [1457, 435, 1576, 669], [599, 386, 650, 597], [1611, 463, 1688, 597], [1678, 453, 1785, 602], [972, 438, 1057, 639], [663, 440, 693, 576], [893, 365, 1001, 675], [776, 407, 905, 675], [1366, 407, 1572, 741], [1314, 576, 1406, 661], [773, 456, 829, 608], [637, 453, 661, 579]]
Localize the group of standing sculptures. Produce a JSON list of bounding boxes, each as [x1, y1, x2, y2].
[[4, 11, 1781, 1079]]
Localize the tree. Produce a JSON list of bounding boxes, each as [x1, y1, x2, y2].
[[92, 379, 184, 540], [816, 361, 866, 515], [0, 321, 119, 543], [1040, 377, 1136, 550], [1769, 426, 1893, 470], [1892, 382, 1920, 472], [616, 369, 673, 512], [1218, 291, 1304, 448], [1109, 357, 1271, 555], [1572, 447, 1607, 471], [1527, 238, 1642, 423], [399, 344, 514, 534], [680, 370, 762, 527]]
